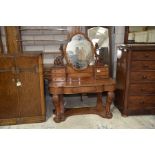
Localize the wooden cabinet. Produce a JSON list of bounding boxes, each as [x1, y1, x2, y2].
[[115, 45, 155, 116], [0, 53, 45, 125]]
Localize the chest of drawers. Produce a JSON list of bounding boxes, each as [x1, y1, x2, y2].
[[115, 45, 155, 116]]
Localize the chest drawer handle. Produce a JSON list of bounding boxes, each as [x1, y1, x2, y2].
[[144, 54, 149, 58], [143, 65, 149, 69], [142, 75, 147, 79], [141, 88, 144, 91], [140, 101, 145, 104]]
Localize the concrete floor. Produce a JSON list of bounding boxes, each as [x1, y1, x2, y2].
[[1, 93, 155, 129]]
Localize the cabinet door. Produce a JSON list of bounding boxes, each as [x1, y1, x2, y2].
[[15, 55, 45, 117], [0, 56, 19, 119]]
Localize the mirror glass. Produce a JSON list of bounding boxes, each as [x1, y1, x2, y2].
[[126, 26, 155, 43], [66, 34, 94, 70], [87, 27, 109, 65]]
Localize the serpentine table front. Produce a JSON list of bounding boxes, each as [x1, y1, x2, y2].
[[49, 77, 115, 123]]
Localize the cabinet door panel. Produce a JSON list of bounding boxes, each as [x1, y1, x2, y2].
[[16, 56, 43, 117], [0, 57, 19, 119]]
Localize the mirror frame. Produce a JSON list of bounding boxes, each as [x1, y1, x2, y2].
[[64, 32, 96, 70], [124, 26, 155, 44], [85, 26, 112, 76]]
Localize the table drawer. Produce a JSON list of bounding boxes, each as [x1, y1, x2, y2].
[[130, 71, 155, 82], [129, 83, 155, 95], [51, 77, 66, 82], [131, 51, 155, 60], [67, 66, 93, 74], [131, 61, 155, 71], [95, 67, 109, 79], [51, 68, 66, 74], [128, 96, 155, 109], [64, 86, 103, 94]]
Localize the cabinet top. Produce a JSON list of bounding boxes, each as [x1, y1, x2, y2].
[[118, 44, 155, 51]]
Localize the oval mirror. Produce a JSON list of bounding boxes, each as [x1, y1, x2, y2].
[[65, 33, 94, 70]]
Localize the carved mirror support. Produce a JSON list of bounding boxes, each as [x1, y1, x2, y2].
[[86, 26, 112, 76]]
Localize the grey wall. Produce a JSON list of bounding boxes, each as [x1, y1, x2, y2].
[[113, 26, 125, 78]]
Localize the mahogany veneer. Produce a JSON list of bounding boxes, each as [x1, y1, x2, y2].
[[115, 45, 155, 116], [49, 65, 115, 123]]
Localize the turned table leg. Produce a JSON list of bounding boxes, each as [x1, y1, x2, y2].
[[52, 94, 62, 123], [105, 91, 114, 118], [59, 94, 65, 121], [96, 93, 104, 111]]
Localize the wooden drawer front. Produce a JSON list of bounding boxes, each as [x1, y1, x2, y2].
[[131, 61, 155, 71], [68, 72, 93, 78], [129, 84, 155, 95], [67, 66, 93, 74], [51, 68, 66, 74], [51, 77, 66, 82], [128, 96, 155, 109], [96, 75, 109, 79], [67, 66, 94, 79], [64, 86, 103, 94], [95, 67, 108, 75], [51, 73, 65, 78], [131, 51, 155, 60], [95, 67, 109, 79], [130, 71, 155, 82]]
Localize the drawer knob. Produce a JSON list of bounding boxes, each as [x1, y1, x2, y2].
[[97, 69, 101, 73], [16, 81, 22, 87], [16, 79, 22, 86], [143, 65, 149, 69], [142, 75, 147, 79], [144, 54, 149, 58]]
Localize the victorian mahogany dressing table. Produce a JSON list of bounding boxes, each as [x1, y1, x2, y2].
[[48, 33, 115, 123]]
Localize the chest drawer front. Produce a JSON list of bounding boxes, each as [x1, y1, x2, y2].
[[128, 96, 155, 109], [130, 71, 155, 82], [131, 61, 155, 71], [131, 51, 155, 60], [129, 84, 155, 95]]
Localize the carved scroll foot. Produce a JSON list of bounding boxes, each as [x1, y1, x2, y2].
[[105, 91, 114, 119], [106, 112, 113, 119], [53, 115, 62, 123]]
